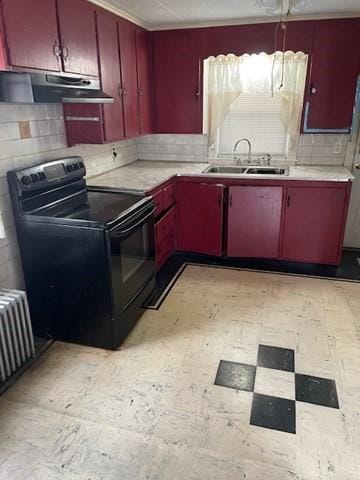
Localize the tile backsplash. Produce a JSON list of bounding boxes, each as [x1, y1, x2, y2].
[[137, 134, 208, 162], [0, 103, 137, 290], [296, 133, 349, 166]]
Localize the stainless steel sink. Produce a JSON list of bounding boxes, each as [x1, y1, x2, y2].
[[202, 164, 289, 176], [202, 165, 247, 174], [246, 167, 288, 175]]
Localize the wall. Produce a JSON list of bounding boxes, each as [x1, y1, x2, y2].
[[0, 103, 137, 290]]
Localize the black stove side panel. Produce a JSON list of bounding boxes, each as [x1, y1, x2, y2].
[[16, 220, 114, 349]]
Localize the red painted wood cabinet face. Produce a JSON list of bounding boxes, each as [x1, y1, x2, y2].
[[281, 186, 348, 265], [1, 0, 98, 76], [56, 0, 98, 77], [1, 0, 61, 72], [153, 29, 202, 134], [96, 10, 124, 142], [136, 28, 154, 134], [118, 18, 140, 137], [306, 19, 360, 130], [177, 182, 224, 256], [227, 186, 283, 258]]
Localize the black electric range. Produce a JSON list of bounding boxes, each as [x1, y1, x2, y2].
[[7, 157, 156, 349]]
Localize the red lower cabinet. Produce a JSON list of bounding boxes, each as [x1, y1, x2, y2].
[[281, 186, 348, 265], [177, 182, 225, 256], [227, 186, 283, 258], [155, 206, 177, 270], [149, 180, 177, 270]]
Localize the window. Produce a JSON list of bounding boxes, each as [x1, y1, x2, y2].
[[217, 92, 289, 157], [203, 52, 308, 160]]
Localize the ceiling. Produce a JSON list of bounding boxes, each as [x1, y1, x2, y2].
[[90, 0, 360, 30]]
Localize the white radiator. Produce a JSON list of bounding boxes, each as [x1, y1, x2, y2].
[[0, 289, 35, 382]]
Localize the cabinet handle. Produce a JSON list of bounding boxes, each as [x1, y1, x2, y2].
[[195, 87, 200, 97], [139, 90, 143, 97], [117, 85, 122, 98], [52, 40, 61, 62], [287, 195, 291, 208], [62, 43, 69, 64], [122, 87, 127, 98], [355, 164, 360, 170], [310, 83, 317, 95]]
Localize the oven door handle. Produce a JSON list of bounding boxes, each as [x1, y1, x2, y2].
[[113, 205, 156, 236]]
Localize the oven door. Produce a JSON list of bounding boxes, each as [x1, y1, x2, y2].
[[106, 203, 156, 316]]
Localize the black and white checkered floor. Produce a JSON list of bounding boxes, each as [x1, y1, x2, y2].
[[215, 344, 339, 434]]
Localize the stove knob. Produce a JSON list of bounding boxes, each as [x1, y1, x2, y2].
[[21, 175, 31, 186], [77, 161, 84, 169], [66, 164, 74, 173], [73, 163, 79, 170], [38, 172, 46, 181], [31, 173, 39, 183]]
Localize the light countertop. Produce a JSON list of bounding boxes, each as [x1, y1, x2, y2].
[[87, 160, 354, 193]]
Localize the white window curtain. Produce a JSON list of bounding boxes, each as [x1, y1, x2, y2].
[[203, 51, 308, 146]]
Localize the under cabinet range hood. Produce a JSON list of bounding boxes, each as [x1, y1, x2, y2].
[[0, 71, 113, 104]]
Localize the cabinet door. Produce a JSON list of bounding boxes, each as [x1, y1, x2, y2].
[[118, 18, 140, 137], [57, 0, 98, 77], [2, 0, 60, 72], [136, 28, 154, 134], [96, 10, 124, 142], [153, 29, 202, 133], [281, 186, 347, 265], [227, 186, 283, 258], [177, 182, 224, 256], [307, 19, 360, 130]]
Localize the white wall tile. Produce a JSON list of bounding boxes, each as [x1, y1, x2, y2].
[[297, 134, 349, 166]]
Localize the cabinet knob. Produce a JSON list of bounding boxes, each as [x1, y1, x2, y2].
[[355, 164, 360, 170], [195, 88, 200, 97]]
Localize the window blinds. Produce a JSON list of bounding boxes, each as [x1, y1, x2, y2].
[[217, 93, 288, 156]]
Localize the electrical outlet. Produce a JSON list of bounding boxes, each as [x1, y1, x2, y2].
[[112, 146, 118, 160], [332, 138, 344, 155]]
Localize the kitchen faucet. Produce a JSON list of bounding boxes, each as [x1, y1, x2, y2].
[[233, 138, 252, 165]]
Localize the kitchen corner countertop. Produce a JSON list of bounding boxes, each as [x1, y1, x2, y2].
[[87, 161, 354, 193]]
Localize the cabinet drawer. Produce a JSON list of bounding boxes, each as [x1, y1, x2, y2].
[[155, 206, 177, 246], [163, 183, 176, 210], [156, 232, 175, 270], [152, 189, 165, 217]]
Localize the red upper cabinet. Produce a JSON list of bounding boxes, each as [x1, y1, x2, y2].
[[1, 0, 61, 72], [153, 29, 202, 133], [281, 185, 349, 265], [227, 186, 283, 259], [118, 18, 140, 137], [136, 28, 154, 134], [305, 19, 360, 131], [1, 0, 98, 76], [57, 0, 98, 77], [177, 182, 224, 256], [96, 10, 124, 142]]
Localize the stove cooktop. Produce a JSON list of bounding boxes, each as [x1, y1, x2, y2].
[[31, 189, 150, 227]]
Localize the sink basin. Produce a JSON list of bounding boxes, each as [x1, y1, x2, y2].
[[246, 167, 288, 175], [202, 165, 247, 174], [202, 164, 289, 176]]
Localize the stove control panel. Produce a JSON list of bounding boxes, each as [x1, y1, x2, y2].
[[15, 157, 86, 191]]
